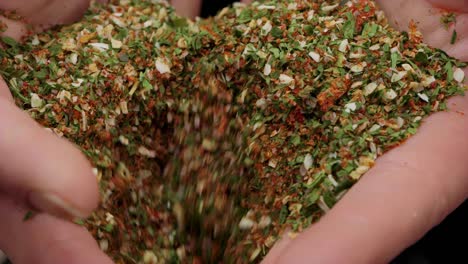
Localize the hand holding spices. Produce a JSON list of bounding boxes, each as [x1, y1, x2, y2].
[[0, 0, 467, 263], [264, 0, 468, 263], [0, 0, 110, 41], [0, 1, 113, 264]]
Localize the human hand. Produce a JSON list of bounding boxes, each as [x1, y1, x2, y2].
[[262, 0, 468, 263], [0, 0, 108, 40], [1, 1, 113, 263]]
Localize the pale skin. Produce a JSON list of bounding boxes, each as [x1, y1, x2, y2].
[[1, 1, 113, 263], [0, 0, 467, 263]]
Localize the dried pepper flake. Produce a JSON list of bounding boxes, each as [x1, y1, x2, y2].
[[1, 0, 466, 263]]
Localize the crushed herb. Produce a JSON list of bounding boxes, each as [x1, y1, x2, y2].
[[440, 12, 458, 45], [0, 10, 23, 22], [0, 0, 466, 263], [23, 211, 36, 222], [440, 12, 456, 29]]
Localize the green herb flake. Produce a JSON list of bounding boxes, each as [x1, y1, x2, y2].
[[441, 12, 456, 29], [23, 211, 35, 222], [1, 36, 18, 47]]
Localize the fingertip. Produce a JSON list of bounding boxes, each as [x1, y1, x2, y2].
[[171, 0, 202, 19], [56, 137, 101, 211], [28, 188, 97, 221], [38, 234, 114, 264], [0, 16, 29, 42], [0, 99, 100, 219], [262, 230, 294, 264], [0, 76, 13, 102], [0, 195, 113, 264], [56, 0, 92, 25], [427, 0, 468, 12], [34, 136, 101, 218]]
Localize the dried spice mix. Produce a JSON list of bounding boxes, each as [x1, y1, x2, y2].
[[0, 0, 466, 263]]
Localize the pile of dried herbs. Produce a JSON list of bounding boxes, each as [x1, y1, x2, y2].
[[0, 0, 466, 263]]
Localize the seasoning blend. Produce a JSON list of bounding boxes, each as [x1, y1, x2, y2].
[[0, 0, 465, 263]]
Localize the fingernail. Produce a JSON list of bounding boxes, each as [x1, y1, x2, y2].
[[261, 229, 295, 264], [28, 191, 87, 220]]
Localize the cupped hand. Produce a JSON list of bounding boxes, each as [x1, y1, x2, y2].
[[263, 0, 468, 263], [0, 0, 107, 40], [1, 1, 113, 263]]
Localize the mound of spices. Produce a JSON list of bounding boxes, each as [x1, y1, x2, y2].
[[0, 0, 466, 263]]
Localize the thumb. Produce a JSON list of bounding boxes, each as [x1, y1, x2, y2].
[[0, 77, 100, 220], [427, 0, 468, 12], [0, 16, 28, 41], [0, 0, 91, 40], [171, 0, 202, 19]]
